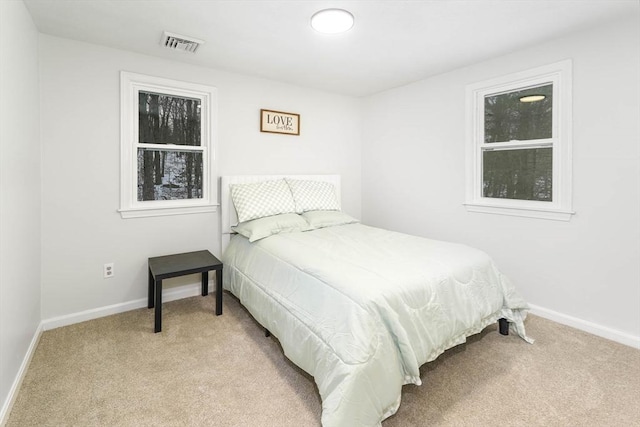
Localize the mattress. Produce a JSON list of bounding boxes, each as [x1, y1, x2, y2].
[[222, 223, 531, 426]]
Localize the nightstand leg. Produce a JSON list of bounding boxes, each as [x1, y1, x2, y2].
[[154, 279, 162, 333], [201, 271, 208, 296], [215, 269, 223, 315], [148, 269, 154, 309]]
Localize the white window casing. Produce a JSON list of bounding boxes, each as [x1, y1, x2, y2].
[[464, 60, 574, 221], [119, 71, 218, 218]]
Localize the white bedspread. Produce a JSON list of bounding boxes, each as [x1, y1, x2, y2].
[[222, 223, 531, 426]]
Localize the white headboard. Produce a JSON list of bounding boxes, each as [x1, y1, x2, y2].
[[220, 174, 341, 252]]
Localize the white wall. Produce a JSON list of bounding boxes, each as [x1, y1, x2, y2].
[[0, 0, 42, 417], [39, 35, 362, 321], [361, 15, 640, 344]]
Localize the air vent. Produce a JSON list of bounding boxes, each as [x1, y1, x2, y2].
[[161, 31, 204, 53]]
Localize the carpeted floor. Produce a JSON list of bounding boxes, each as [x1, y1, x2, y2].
[[6, 293, 640, 426]]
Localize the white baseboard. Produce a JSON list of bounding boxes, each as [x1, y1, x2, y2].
[[0, 322, 43, 427], [42, 282, 212, 331], [529, 304, 640, 349]]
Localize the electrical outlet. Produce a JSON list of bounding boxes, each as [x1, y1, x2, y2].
[[104, 263, 115, 279]]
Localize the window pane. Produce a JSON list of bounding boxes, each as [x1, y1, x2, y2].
[[484, 84, 552, 143], [137, 149, 203, 201], [483, 148, 552, 201], [138, 91, 201, 146]]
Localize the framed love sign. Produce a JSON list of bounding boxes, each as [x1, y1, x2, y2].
[[260, 109, 300, 135]]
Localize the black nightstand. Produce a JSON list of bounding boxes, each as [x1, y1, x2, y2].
[[148, 250, 223, 333]]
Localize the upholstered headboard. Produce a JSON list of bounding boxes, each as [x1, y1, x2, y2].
[[220, 174, 341, 252]]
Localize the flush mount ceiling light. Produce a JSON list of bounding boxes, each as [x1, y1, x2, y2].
[[311, 9, 354, 34], [519, 94, 546, 103]]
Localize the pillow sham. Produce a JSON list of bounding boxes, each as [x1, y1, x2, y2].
[[286, 179, 340, 213], [230, 179, 296, 223], [301, 210, 358, 229], [232, 213, 312, 242]]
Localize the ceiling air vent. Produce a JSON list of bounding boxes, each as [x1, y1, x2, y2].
[[161, 31, 204, 53]]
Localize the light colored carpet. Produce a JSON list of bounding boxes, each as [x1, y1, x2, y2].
[[6, 293, 640, 426]]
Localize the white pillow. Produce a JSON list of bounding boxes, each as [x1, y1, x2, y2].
[[232, 213, 312, 242], [230, 179, 296, 223], [302, 210, 358, 229], [286, 179, 340, 213]]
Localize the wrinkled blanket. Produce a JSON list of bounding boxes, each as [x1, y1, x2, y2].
[[222, 223, 531, 426]]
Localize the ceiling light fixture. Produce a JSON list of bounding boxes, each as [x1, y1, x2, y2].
[[311, 9, 354, 34], [519, 94, 546, 103]]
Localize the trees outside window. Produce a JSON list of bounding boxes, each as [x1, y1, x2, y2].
[[483, 83, 553, 202], [137, 91, 202, 201]]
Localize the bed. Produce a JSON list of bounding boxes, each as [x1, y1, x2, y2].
[[220, 174, 532, 427]]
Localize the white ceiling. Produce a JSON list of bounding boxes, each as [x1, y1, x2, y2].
[[23, 0, 636, 97]]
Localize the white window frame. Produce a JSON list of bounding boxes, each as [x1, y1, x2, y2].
[[119, 71, 218, 218], [464, 60, 574, 221]]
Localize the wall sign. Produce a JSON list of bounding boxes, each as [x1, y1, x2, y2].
[[260, 109, 300, 135]]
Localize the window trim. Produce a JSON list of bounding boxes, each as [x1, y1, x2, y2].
[[119, 71, 218, 219], [464, 60, 574, 221]]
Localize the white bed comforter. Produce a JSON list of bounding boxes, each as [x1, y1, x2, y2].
[[222, 223, 531, 426]]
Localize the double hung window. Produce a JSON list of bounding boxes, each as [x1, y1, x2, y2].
[[465, 60, 573, 221], [120, 72, 217, 218]]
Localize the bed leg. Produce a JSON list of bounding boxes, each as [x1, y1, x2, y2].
[[265, 328, 271, 337], [498, 318, 509, 336]]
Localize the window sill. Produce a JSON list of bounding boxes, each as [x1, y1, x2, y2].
[[464, 202, 574, 221], [119, 204, 218, 219]]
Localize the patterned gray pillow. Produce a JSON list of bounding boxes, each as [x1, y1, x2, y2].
[[286, 179, 340, 213], [230, 179, 296, 223]]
